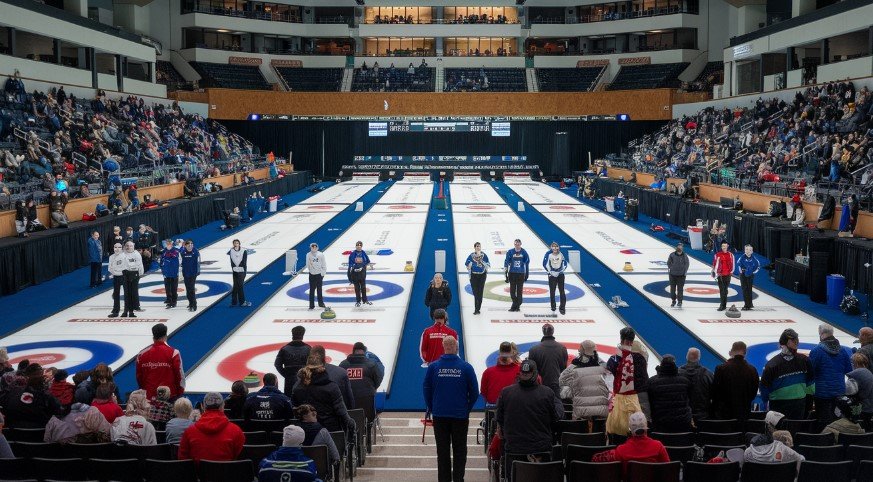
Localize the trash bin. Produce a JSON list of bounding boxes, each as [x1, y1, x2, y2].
[[826, 274, 846, 309], [688, 226, 704, 251], [268, 195, 279, 212], [605, 196, 615, 213]]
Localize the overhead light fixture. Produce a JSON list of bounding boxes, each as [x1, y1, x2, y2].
[[217, 29, 230, 33], [516, 0, 525, 4]]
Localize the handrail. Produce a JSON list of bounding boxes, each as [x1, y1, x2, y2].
[[589, 65, 607, 92]]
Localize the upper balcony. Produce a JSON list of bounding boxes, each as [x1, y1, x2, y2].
[[358, 21, 522, 38], [179, 3, 352, 38]]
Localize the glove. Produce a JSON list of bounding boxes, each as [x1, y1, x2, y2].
[[524, 273, 529, 282], [504, 274, 509, 284], [711, 271, 716, 278]]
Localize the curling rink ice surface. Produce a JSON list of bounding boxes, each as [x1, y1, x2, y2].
[[0, 180, 376, 376], [185, 176, 433, 393], [450, 177, 660, 377], [504, 178, 856, 371]]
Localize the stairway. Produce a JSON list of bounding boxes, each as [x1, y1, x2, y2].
[[357, 412, 489, 482], [526, 67, 539, 92], [435, 65, 445, 92], [341, 67, 354, 92]]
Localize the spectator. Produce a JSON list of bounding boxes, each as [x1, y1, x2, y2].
[[147, 386, 175, 429], [88, 231, 103, 288], [44, 403, 93, 444], [224, 380, 248, 420], [760, 329, 813, 419], [135, 224, 156, 268], [543, 242, 568, 314], [275, 325, 311, 396], [165, 397, 195, 445], [810, 323, 853, 427], [745, 424, 805, 470], [0, 363, 60, 428], [109, 226, 124, 250], [847, 352, 873, 425], [821, 396, 865, 442], [91, 382, 124, 424], [678, 348, 713, 422], [528, 323, 569, 398], [228, 239, 252, 307], [159, 239, 181, 309], [858, 327, 873, 368], [111, 389, 157, 445], [339, 342, 384, 416], [309, 345, 355, 410], [294, 404, 340, 466], [305, 243, 326, 310], [257, 424, 319, 482], [73, 407, 112, 444], [180, 239, 201, 312], [667, 242, 689, 307], [711, 341, 759, 420], [559, 340, 609, 420], [647, 355, 693, 433], [423, 336, 478, 482], [424, 272, 452, 320], [0, 413, 12, 458], [179, 392, 245, 463], [711, 241, 734, 311], [135, 323, 185, 399], [420, 309, 459, 365], [24, 198, 45, 233], [593, 412, 669, 474], [292, 356, 356, 433], [606, 328, 649, 436], [0, 347, 12, 385], [49, 190, 69, 228], [48, 369, 75, 408], [13, 199, 27, 238], [244, 373, 294, 422], [481, 342, 524, 406]]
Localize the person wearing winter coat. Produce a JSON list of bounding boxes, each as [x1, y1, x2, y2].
[[347, 241, 371, 307], [295, 404, 340, 466], [25, 198, 45, 232], [159, 239, 181, 308], [711, 241, 735, 311], [736, 245, 761, 310], [244, 373, 294, 422], [606, 328, 649, 436], [420, 309, 459, 364], [647, 355, 693, 433], [292, 362, 356, 433], [275, 325, 311, 396], [528, 323, 569, 398], [809, 323, 853, 427], [90, 383, 124, 424], [592, 412, 670, 476], [677, 348, 713, 422], [711, 341, 759, 420], [339, 342, 384, 415], [847, 352, 873, 424], [424, 273, 452, 320], [465, 242, 490, 315], [308, 345, 355, 410], [257, 424, 321, 482], [49, 190, 69, 228], [49, 369, 75, 408], [744, 431, 805, 471], [44, 403, 93, 444], [666, 243, 689, 307], [135, 323, 185, 399], [178, 392, 246, 463], [165, 397, 195, 445], [821, 396, 865, 442], [558, 340, 609, 420], [760, 329, 813, 419], [228, 239, 251, 307], [481, 342, 525, 405], [111, 390, 157, 445], [0, 363, 60, 428]]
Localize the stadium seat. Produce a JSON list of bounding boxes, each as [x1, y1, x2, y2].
[[198, 459, 254, 482], [63, 443, 115, 460], [561, 432, 607, 450], [278, 68, 344, 92], [839, 432, 873, 448], [301, 445, 330, 480], [6, 428, 46, 442], [89, 458, 141, 482], [33, 457, 89, 481], [116, 443, 174, 461], [444, 68, 526, 92], [511, 460, 564, 482], [703, 445, 745, 460], [352, 67, 435, 92], [245, 420, 290, 434], [848, 445, 873, 478], [144, 459, 197, 482], [783, 419, 815, 434], [625, 461, 681, 482], [564, 444, 615, 464], [697, 419, 739, 433], [606, 63, 689, 91], [0, 457, 31, 480], [740, 461, 797, 482], [795, 444, 844, 462], [349, 408, 367, 466], [744, 419, 766, 434], [241, 431, 268, 444], [590, 419, 607, 434], [536, 67, 603, 92], [567, 460, 622, 482], [797, 460, 852, 482], [650, 432, 694, 446], [190, 62, 271, 90], [554, 420, 590, 442], [607, 433, 627, 445], [664, 445, 695, 463], [683, 460, 740, 482], [238, 444, 276, 470], [859, 460, 873, 482], [10, 441, 62, 459], [697, 432, 745, 446]]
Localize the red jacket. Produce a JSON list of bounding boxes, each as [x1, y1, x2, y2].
[[480, 363, 521, 405], [92, 399, 124, 424], [178, 410, 245, 463], [136, 340, 185, 398], [49, 380, 75, 406], [712, 251, 735, 277], [614, 435, 670, 473], [420, 323, 458, 363]]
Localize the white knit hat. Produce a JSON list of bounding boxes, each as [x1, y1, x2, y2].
[[282, 424, 305, 447]]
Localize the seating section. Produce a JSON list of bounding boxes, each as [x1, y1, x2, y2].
[[191, 62, 272, 90], [352, 66, 435, 92], [444, 68, 527, 92], [695, 61, 724, 83], [536, 67, 604, 92], [606, 62, 689, 90], [276, 67, 344, 92], [155, 61, 189, 90]]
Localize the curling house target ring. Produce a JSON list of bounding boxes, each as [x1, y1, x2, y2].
[[5, 340, 123, 373], [218, 341, 354, 383], [746, 342, 816, 371], [137, 279, 231, 302], [643, 280, 755, 303], [468, 279, 584, 303], [486, 341, 617, 367], [288, 279, 403, 303]]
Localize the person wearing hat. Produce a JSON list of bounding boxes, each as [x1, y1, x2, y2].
[[339, 342, 384, 421], [821, 396, 865, 442], [159, 238, 181, 309], [178, 391, 245, 464], [135, 323, 185, 399], [647, 355, 693, 433], [243, 373, 293, 423], [111, 389, 157, 446], [744, 410, 804, 469], [809, 323, 853, 428], [542, 242, 568, 314], [528, 324, 569, 398], [347, 241, 371, 307], [274, 325, 312, 396], [666, 242, 689, 308], [711, 341, 759, 421], [503, 238, 530, 312], [760, 328, 814, 419], [257, 424, 320, 482], [306, 242, 327, 310], [495, 358, 563, 475], [606, 328, 649, 437], [0, 412, 12, 459], [592, 412, 669, 474], [856, 327, 873, 366], [420, 309, 459, 365], [423, 336, 478, 482], [559, 340, 609, 420], [465, 242, 490, 315], [479, 342, 521, 406], [0, 363, 60, 428], [424, 273, 453, 321]]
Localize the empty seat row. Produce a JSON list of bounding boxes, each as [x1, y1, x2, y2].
[[607, 62, 689, 91], [536, 67, 604, 92], [190, 62, 272, 90], [352, 67, 435, 92], [277, 67, 344, 92]]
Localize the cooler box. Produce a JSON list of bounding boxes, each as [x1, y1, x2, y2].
[[688, 226, 704, 251], [826, 274, 846, 309], [268, 195, 279, 212], [605, 196, 615, 213]]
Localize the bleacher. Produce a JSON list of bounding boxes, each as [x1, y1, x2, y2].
[[606, 62, 689, 91], [695, 61, 724, 84], [276, 67, 344, 92], [155, 61, 189, 91], [351, 66, 435, 92], [444, 68, 527, 92], [190, 62, 272, 90], [535, 67, 604, 92]]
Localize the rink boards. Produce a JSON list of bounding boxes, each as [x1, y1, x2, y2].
[[184, 181, 433, 392], [0, 182, 375, 375], [505, 180, 856, 370]]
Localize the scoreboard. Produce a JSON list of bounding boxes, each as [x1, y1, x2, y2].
[[368, 121, 510, 137]]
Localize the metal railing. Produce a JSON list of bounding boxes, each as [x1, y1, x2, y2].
[[182, 5, 303, 23]]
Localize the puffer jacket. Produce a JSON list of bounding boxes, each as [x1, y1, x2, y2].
[[647, 362, 693, 433], [809, 336, 852, 399], [292, 368, 355, 433], [274, 341, 311, 395], [558, 358, 609, 420], [677, 362, 713, 420], [424, 280, 452, 311]]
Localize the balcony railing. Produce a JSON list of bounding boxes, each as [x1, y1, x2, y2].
[[362, 18, 520, 24], [530, 5, 694, 25], [182, 4, 303, 23]]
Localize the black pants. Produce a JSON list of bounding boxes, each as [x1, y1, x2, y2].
[[769, 398, 806, 420], [508, 272, 525, 309], [122, 270, 139, 315], [309, 273, 324, 308], [231, 271, 246, 305], [351, 272, 367, 303], [548, 273, 566, 311], [163, 277, 178, 306], [470, 273, 486, 313], [815, 397, 838, 428], [184, 275, 198, 309], [669, 275, 686, 303], [717, 275, 731, 308], [740, 275, 754, 308], [433, 417, 469, 482], [90, 262, 102, 287], [111, 275, 123, 314]]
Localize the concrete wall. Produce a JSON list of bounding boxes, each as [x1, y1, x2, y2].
[[817, 56, 873, 84]]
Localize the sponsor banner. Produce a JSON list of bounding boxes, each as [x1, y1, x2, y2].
[[618, 56, 651, 65], [229, 56, 263, 65], [491, 319, 595, 324], [699, 319, 796, 324], [273, 318, 376, 324], [68, 318, 168, 323], [270, 59, 303, 68], [578, 59, 610, 67]]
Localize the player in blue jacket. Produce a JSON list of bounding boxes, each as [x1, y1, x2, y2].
[[465, 242, 490, 315], [736, 244, 761, 311], [348, 241, 371, 307], [503, 239, 530, 312], [180, 240, 200, 312], [542, 242, 568, 314], [159, 239, 181, 308]]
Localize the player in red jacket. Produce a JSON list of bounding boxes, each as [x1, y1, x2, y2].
[[420, 309, 458, 365], [135, 323, 185, 398], [711, 241, 735, 311], [178, 392, 245, 463]]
